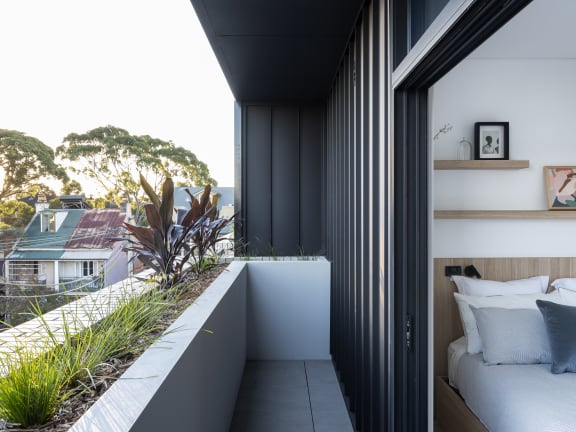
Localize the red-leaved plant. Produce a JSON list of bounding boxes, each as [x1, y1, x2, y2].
[[114, 175, 234, 288]]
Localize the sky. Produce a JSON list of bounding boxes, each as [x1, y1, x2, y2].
[[0, 0, 235, 193]]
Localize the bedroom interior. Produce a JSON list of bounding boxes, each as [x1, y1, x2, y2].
[[430, 0, 576, 430]]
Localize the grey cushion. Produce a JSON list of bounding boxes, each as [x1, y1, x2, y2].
[[536, 300, 576, 374], [471, 306, 551, 365]]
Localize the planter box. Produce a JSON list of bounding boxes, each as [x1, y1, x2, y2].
[[69, 258, 330, 432]]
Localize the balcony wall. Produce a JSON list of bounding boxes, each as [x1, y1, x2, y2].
[[69, 258, 330, 432], [235, 103, 325, 256]]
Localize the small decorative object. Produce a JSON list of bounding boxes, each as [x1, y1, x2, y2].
[[457, 138, 472, 160], [474, 122, 509, 160], [544, 166, 576, 210], [433, 123, 453, 141]]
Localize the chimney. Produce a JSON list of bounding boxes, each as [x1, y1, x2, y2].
[[120, 200, 132, 222], [35, 192, 49, 213]]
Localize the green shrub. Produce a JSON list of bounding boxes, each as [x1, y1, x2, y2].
[[0, 340, 69, 427], [0, 283, 176, 426]]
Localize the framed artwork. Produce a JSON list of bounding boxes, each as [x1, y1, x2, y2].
[[474, 122, 509, 160], [544, 166, 576, 210]]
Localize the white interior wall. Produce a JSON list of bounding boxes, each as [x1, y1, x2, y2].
[[431, 58, 576, 258]]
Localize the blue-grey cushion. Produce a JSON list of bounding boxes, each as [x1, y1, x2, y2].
[[471, 306, 551, 365], [536, 300, 576, 374]]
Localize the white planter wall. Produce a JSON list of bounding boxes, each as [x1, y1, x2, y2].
[[246, 258, 331, 360]]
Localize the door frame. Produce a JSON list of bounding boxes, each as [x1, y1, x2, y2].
[[389, 1, 534, 430]]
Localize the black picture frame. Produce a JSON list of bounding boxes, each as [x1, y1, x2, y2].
[[474, 122, 509, 160]]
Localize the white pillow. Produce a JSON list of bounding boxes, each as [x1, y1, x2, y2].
[[451, 275, 549, 296], [559, 288, 576, 306], [552, 278, 576, 292], [454, 291, 561, 354], [471, 307, 551, 365]]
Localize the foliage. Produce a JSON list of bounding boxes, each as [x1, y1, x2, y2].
[[117, 177, 234, 288], [48, 198, 62, 209], [61, 180, 83, 195], [0, 285, 174, 427], [48, 287, 172, 386], [85, 197, 108, 209], [117, 176, 200, 289], [0, 129, 68, 201], [0, 339, 69, 427], [56, 125, 217, 223], [0, 200, 35, 228], [180, 185, 234, 272]]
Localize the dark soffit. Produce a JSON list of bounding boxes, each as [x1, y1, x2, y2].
[[189, 0, 364, 102]]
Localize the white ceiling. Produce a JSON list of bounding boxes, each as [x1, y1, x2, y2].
[[469, 0, 576, 59]]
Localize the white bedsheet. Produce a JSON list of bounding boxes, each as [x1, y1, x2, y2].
[[454, 352, 576, 432], [447, 336, 467, 388]]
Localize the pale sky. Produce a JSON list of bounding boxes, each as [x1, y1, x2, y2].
[[0, 0, 235, 194]]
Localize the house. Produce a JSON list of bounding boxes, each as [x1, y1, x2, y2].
[[188, 0, 548, 431], [5, 208, 128, 292]]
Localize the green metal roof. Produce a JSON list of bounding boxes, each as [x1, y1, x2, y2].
[[7, 250, 64, 260], [22, 210, 85, 249]]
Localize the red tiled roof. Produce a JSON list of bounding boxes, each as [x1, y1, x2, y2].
[[65, 210, 125, 249]]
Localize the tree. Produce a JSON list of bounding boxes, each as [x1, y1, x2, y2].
[[61, 180, 83, 195], [0, 129, 68, 200], [56, 125, 217, 223], [0, 200, 35, 228]]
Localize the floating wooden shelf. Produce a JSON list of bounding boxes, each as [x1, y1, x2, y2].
[[435, 210, 576, 219], [434, 160, 530, 170]]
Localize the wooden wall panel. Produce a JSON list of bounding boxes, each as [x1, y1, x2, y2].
[[434, 257, 576, 377]]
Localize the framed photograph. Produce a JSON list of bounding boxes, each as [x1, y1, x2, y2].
[[544, 166, 576, 210], [474, 122, 509, 160]]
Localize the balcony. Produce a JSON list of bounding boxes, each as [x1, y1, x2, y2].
[[0, 258, 352, 431]]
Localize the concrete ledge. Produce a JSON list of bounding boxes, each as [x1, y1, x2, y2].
[[70, 262, 248, 432]]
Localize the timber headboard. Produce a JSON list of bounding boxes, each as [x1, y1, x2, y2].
[[434, 257, 576, 377]]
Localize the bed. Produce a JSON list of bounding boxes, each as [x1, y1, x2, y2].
[[434, 257, 576, 432]]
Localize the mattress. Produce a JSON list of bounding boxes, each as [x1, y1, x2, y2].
[[453, 351, 576, 432]]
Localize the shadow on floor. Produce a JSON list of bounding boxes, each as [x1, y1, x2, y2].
[[230, 360, 354, 432]]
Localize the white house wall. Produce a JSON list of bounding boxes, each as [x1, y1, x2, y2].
[[59, 261, 77, 278], [104, 244, 128, 286], [431, 58, 576, 258]]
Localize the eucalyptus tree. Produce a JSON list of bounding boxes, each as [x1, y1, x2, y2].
[[56, 125, 216, 223], [0, 129, 68, 200]]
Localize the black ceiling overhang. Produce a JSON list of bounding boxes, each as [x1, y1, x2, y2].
[[189, 0, 364, 102]]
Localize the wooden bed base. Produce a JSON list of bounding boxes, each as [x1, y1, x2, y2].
[[435, 376, 487, 432], [434, 257, 576, 431]]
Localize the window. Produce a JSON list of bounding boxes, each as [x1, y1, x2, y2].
[[82, 261, 94, 277], [41, 211, 56, 232]]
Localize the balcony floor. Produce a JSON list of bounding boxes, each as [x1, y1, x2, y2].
[[230, 360, 354, 432]]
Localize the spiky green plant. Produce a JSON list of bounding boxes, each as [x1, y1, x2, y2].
[[0, 340, 69, 427], [0, 284, 177, 427]]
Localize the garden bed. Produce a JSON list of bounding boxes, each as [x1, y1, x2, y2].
[[0, 265, 226, 432]]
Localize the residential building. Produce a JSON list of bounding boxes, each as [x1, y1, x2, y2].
[[189, 0, 548, 431], [5, 208, 128, 292]]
